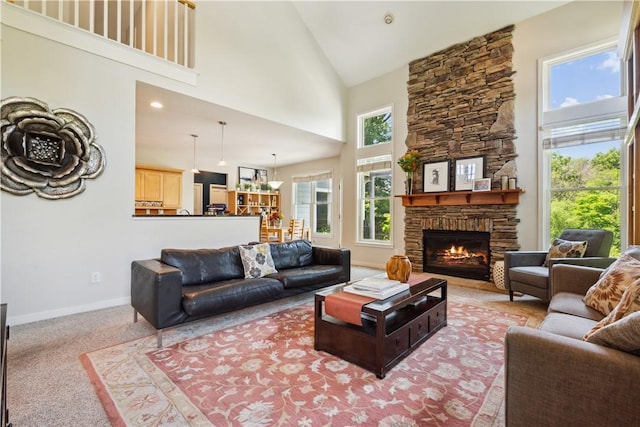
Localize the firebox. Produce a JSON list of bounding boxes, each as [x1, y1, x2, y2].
[[423, 230, 490, 281]]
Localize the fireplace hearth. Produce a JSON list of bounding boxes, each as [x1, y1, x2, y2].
[[423, 230, 490, 281]]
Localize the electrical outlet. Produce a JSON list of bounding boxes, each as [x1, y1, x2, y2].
[[91, 272, 101, 283]]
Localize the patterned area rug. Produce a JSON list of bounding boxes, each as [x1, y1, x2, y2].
[[82, 299, 536, 426]]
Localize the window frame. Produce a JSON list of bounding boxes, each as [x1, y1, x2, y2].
[[292, 173, 333, 237], [356, 155, 393, 245], [538, 38, 627, 250], [357, 106, 393, 149]]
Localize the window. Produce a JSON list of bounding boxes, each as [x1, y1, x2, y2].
[[540, 41, 626, 254], [358, 107, 393, 148], [357, 155, 392, 243], [292, 173, 332, 235]]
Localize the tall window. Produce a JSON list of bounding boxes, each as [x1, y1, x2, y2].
[[540, 41, 626, 254], [358, 107, 393, 148], [357, 155, 392, 243], [293, 173, 332, 235]]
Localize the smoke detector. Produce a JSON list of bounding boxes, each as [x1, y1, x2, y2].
[[384, 13, 394, 25]]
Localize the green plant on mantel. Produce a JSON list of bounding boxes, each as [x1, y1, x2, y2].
[[398, 150, 419, 172]]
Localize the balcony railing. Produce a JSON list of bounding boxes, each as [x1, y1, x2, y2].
[[6, 0, 195, 68]]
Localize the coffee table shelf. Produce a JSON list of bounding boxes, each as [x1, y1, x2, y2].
[[314, 277, 447, 379]]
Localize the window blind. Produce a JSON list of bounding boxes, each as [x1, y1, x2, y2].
[[541, 116, 626, 149], [292, 171, 332, 183]]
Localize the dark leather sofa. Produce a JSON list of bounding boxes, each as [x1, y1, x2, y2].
[[131, 240, 350, 346]]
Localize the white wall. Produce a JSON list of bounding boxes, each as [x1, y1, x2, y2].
[[343, 65, 410, 267], [512, 0, 622, 250], [0, 1, 344, 325]]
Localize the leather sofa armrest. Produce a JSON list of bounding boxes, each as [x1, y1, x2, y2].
[[505, 326, 640, 427], [131, 259, 187, 330], [550, 264, 603, 296], [312, 247, 351, 282]]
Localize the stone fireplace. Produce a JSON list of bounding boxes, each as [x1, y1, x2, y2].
[[403, 25, 520, 282]]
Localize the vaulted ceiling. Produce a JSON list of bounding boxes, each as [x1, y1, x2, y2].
[[137, 1, 571, 168]]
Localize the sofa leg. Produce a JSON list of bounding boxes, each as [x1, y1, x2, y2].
[[157, 329, 163, 348], [133, 309, 138, 323], [509, 290, 514, 301]]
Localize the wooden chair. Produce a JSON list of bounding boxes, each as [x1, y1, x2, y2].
[[260, 216, 280, 242], [287, 219, 305, 241]]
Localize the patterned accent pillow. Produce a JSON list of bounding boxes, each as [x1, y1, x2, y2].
[[583, 254, 640, 315], [585, 311, 640, 356], [583, 277, 640, 355], [238, 243, 277, 279], [543, 238, 588, 267]]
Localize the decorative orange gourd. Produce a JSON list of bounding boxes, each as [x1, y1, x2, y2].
[[386, 255, 412, 283]]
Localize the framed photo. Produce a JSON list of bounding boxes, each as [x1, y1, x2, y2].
[[423, 160, 450, 192], [238, 167, 268, 188], [472, 178, 491, 192], [454, 156, 485, 191]]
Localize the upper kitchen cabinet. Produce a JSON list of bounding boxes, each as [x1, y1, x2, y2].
[[135, 165, 183, 215]]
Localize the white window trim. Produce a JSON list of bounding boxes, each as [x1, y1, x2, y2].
[[537, 38, 626, 249], [292, 171, 333, 238], [357, 105, 394, 150], [356, 155, 393, 245]]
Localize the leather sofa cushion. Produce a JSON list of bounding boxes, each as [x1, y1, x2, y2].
[[267, 265, 343, 289], [548, 292, 605, 321], [269, 240, 313, 270], [182, 277, 284, 317], [161, 247, 244, 286], [509, 266, 549, 289], [538, 312, 598, 340]]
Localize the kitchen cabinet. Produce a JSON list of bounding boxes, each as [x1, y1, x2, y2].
[[135, 166, 183, 215]]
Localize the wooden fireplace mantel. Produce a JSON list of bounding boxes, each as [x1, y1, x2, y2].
[[396, 189, 523, 207]]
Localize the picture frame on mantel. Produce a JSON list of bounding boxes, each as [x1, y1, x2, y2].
[[423, 160, 450, 193], [454, 156, 485, 191]]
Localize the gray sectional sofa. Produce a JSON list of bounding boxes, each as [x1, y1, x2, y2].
[[131, 240, 350, 346], [504, 263, 640, 426]]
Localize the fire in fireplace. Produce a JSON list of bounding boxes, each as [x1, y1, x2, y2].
[[423, 230, 490, 280]]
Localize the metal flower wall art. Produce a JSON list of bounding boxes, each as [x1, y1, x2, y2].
[[1, 97, 106, 199]]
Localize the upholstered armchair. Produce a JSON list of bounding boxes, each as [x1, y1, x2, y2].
[[504, 228, 615, 302]]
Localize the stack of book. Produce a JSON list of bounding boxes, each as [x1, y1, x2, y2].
[[343, 277, 409, 300]]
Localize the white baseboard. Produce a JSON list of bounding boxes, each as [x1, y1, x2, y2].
[[8, 297, 131, 326]]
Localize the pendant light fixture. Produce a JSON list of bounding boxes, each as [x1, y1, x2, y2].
[[268, 153, 283, 190], [190, 134, 200, 174], [217, 120, 227, 166]]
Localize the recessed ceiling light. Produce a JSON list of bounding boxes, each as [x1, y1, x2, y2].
[[150, 101, 163, 109]]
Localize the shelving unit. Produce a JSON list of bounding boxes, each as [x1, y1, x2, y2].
[[227, 190, 280, 216], [396, 189, 523, 207]]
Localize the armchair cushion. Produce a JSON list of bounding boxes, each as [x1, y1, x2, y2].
[[508, 266, 549, 289], [583, 253, 640, 315], [543, 238, 588, 267]]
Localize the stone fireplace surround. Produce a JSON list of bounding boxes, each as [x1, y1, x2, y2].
[[403, 25, 520, 283]]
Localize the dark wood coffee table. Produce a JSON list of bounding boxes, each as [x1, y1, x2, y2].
[[314, 276, 447, 379]]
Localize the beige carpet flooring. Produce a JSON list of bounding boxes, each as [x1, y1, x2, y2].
[[7, 267, 547, 426]]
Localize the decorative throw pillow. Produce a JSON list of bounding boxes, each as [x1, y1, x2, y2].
[[585, 311, 640, 356], [238, 243, 277, 279], [584, 277, 640, 349], [583, 253, 640, 315], [543, 238, 588, 267]]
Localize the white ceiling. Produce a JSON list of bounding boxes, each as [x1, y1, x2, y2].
[[137, 1, 571, 168]]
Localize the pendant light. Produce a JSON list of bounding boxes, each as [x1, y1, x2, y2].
[[217, 120, 227, 166], [190, 134, 200, 173], [268, 153, 283, 190]]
